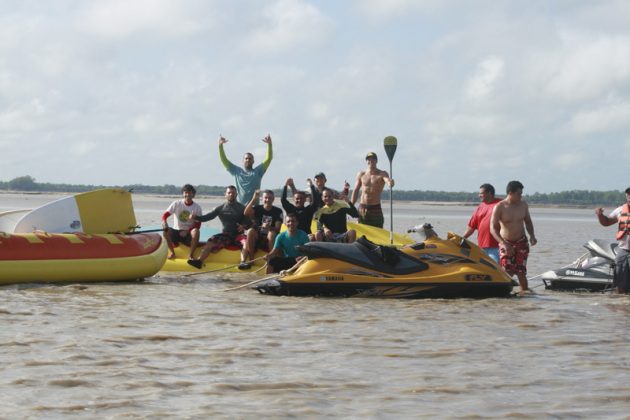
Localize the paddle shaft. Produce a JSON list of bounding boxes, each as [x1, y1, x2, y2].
[[389, 160, 394, 244]]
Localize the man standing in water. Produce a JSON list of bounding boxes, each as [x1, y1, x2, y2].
[[463, 183, 502, 263], [350, 152, 394, 228], [219, 134, 273, 205], [490, 180, 537, 291], [595, 186, 630, 293]]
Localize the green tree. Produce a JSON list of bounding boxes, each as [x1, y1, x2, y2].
[[8, 175, 38, 191]]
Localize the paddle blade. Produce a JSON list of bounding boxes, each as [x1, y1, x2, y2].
[[384, 136, 397, 161]]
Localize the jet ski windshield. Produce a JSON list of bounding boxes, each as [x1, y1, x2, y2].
[[583, 239, 618, 261]]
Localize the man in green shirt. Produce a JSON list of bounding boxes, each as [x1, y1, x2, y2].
[[218, 134, 273, 205]]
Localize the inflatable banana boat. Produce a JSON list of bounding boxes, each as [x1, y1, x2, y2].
[[160, 222, 413, 273], [256, 224, 513, 298], [0, 232, 167, 285]]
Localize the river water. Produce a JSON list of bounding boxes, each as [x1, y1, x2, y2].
[[1, 193, 629, 418]]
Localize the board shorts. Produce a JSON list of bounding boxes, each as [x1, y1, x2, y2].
[[167, 228, 193, 246], [614, 247, 630, 293], [208, 232, 247, 252], [268, 256, 297, 273], [318, 230, 351, 243], [358, 203, 384, 228], [254, 228, 273, 251], [499, 237, 529, 276]]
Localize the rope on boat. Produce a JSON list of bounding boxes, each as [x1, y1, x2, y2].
[[181, 256, 267, 278], [209, 274, 281, 292], [209, 260, 302, 293]]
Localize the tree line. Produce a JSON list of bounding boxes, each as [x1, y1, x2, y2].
[[1, 175, 626, 206]]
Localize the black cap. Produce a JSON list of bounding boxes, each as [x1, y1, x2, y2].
[[625, 187, 630, 195], [314, 172, 326, 180], [365, 152, 377, 161]]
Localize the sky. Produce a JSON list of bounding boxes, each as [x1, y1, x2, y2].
[[1, 0, 629, 194]]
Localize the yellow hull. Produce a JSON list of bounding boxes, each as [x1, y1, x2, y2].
[[256, 230, 513, 298], [0, 232, 168, 285], [160, 222, 413, 273]]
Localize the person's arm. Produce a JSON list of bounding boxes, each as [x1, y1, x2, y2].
[[161, 211, 172, 230], [490, 205, 504, 246], [382, 170, 395, 188], [595, 207, 617, 226], [524, 203, 537, 246], [462, 225, 475, 239], [307, 182, 320, 211], [244, 190, 260, 219], [218, 135, 238, 173], [350, 171, 362, 204], [346, 201, 360, 218], [262, 134, 273, 171], [195, 205, 220, 223]]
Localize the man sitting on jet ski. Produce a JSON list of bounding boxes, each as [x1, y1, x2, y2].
[[264, 213, 309, 274], [314, 188, 359, 243]]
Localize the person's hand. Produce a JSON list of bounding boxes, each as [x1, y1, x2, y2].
[[218, 135, 227, 145], [161, 221, 168, 231], [389, 178, 395, 187], [595, 208, 604, 216], [500, 241, 514, 256], [262, 134, 272, 144], [530, 235, 537, 246], [286, 178, 294, 188], [306, 178, 313, 186], [236, 223, 245, 233]]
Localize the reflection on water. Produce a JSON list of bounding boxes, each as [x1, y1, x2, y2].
[[1, 194, 629, 418]]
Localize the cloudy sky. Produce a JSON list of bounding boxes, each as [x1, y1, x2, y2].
[[1, 0, 629, 193]]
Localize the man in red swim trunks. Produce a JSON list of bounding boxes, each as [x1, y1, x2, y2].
[[490, 180, 537, 291]]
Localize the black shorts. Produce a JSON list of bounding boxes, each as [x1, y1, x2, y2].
[[268, 257, 297, 273], [167, 228, 192, 246]]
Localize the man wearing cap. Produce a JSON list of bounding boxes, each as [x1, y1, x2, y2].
[[350, 152, 394, 228], [595, 186, 630, 293], [218, 134, 273, 205], [311, 172, 350, 205]]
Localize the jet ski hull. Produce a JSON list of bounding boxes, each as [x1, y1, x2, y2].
[[542, 239, 616, 292], [256, 227, 513, 299]]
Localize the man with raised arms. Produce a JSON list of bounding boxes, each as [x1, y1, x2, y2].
[[219, 134, 272, 205], [490, 180, 537, 292], [350, 152, 394, 228], [281, 177, 320, 239]]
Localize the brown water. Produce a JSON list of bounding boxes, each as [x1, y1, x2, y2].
[[1, 193, 629, 418]]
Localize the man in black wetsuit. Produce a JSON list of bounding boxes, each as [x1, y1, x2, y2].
[[187, 185, 251, 269], [314, 188, 359, 243], [281, 177, 319, 239]]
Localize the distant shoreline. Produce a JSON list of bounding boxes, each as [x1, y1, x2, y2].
[[0, 190, 601, 210]]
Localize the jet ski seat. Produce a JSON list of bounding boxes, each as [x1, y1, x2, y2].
[[297, 236, 429, 275]]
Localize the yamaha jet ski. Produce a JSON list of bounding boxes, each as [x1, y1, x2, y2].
[[256, 223, 513, 298], [541, 239, 616, 292]]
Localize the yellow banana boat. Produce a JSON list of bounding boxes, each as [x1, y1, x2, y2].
[[0, 232, 167, 285], [256, 224, 513, 298]]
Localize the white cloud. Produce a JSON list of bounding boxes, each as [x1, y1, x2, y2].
[[76, 0, 202, 39], [543, 30, 630, 102], [553, 152, 585, 171], [355, 0, 442, 20], [243, 0, 333, 53], [465, 56, 505, 100], [565, 101, 630, 136]]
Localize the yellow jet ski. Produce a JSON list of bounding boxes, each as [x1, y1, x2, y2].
[[256, 223, 513, 298]]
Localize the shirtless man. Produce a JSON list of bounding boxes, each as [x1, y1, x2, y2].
[[490, 180, 537, 291], [350, 152, 394, 228]]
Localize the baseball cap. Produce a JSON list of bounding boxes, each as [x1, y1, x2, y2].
[[314, 172, 326, 180], [365, 152, 377, 160]]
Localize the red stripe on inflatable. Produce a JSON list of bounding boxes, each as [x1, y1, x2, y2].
[[0, 233, 163, 261]]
